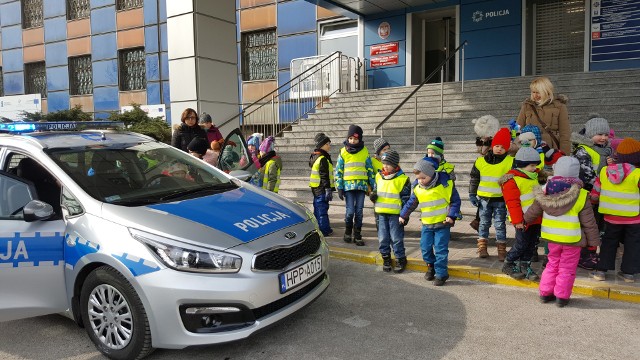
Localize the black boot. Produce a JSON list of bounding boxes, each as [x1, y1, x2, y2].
[[382, 254, 392, 272], [531, 247, 539, 262], [424, 265, 435, 281], [353, 227, 364, 246], [343, 224, 353, 243], [393, 257, 407, 273], [502, 261, 525, 280]]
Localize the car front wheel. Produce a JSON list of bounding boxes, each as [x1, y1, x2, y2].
[[80, 266, 153, 360]]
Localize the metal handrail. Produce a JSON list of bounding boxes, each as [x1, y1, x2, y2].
[[218, 51, 343, 130], [374, 40, 468, 134]]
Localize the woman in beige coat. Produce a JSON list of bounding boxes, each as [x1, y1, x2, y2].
[[516, 77, 571, 155]]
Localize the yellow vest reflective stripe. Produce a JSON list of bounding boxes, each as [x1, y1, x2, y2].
[[578, 145, 601, 172], [374, 173, 408, 214], [371, 157, 383, 175], [508, 176, 538, 222], [599, 167, 640, 216], [438, 161, 455, 174], [340, 147, 370, 180], [262, 159, 281, 193], [541, 189, 588, 244], [414, 180, 454, 224], [476, 156, 514, 197], [309, 156, 335, 188]]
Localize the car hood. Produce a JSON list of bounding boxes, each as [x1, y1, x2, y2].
[[100, 186, 308, 250]]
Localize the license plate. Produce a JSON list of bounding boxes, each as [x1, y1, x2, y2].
[[278, 255, 322, 294]]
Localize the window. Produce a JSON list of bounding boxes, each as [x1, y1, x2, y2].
[[241, 30, 277, 81], [67, 0, 90, 20], [25, 62, 47, 98], [69, 56, 93, 95], [0, 67, 4, 97], [116, 0, 143, 11], [22, 0, 44, 29], [119, 48, 146, 91]]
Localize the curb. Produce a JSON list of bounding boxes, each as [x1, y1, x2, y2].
[[329, 246, 640, 304]]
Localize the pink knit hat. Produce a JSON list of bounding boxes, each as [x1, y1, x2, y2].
[[259, 135, 275, 153]]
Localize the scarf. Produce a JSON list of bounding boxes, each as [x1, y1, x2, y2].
[[520, 169, 538, 180], [343, 140, 364, 154]]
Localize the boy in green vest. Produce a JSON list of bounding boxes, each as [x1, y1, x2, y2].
[[335, 125, 377, 246], [369, 149, 411, 273], [469, 127, 514, 261], [499, 146, 542, 280], [309, 133, 335, 237], [258, 136, 282, 193], [400, 158, 461, 286]]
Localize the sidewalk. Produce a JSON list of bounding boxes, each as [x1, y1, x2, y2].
[[321, 211, 640, 304]]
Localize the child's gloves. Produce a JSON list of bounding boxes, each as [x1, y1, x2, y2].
[[324, 188, 333, 202], [369, 191, 378, 203], [338, 189, 345, 201], [469, 194, 479, 207]]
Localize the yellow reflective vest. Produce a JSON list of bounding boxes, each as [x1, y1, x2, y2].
[[374, 172, 408, 215], [537, 152, 544, 171], [578, 144, 601, 173], [438, 161, 455, 175], [476, 156, 514, 198], [599, 167, 640, 217], [508, 176, 538, 222], [414, 180, 454, 225], [371, 157, 383, 175], [541, 189, 588, 244], [309, 155, 335, 189], [340, 147, 370, 181], [262, 159, 281, 193]]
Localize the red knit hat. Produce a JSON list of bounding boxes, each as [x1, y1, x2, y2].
[[491, 128, 511, 151]]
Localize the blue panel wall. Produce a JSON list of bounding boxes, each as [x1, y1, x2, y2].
[[47, 91, 70, 111], [160, 52, 169, 79], [589, 1, 640, 72], [1, 25, 22, 49], [160, 23, 168, 52], [43, 0, 66, 18], [147, 82, 160, 104], [162, 80, 170, 107], [44, 16, 67, 43], [159, 0, 166, 22], [364, 15, 406, 88], [2, 48, 24, 72], [91, 6, 116, 34], [277, 33, 317, 70], [92, 59, 118, 86], [90, 0, 115, 8], [92, 33, 117, 61], [144, 25, 159, 53], [93, 86, 119, 111], [3, 72, 24, 94], [143, 0, 158, 25], [46, 66, 69, 91], [0, 2, 22, 27], [45, 42, 68, 66], [459, 0, 521, 80], [146, 54, 159, 81], [277, 0, 316, 36]]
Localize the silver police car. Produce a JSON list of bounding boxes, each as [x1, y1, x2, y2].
[[0, 124, 329, 359]]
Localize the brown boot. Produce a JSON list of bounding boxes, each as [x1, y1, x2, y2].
[[477, 239, 489, 258], [497, 242, 507, 262]]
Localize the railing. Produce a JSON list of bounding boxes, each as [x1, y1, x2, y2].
[[373, 41, 468, 150], [219, 51, 361, 140]]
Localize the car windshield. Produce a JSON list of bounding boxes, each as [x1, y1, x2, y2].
[[47, 142, 237, 205]]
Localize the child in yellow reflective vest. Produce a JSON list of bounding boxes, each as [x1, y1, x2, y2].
[[309, 133, 335, 237], [590, 138, 640, 283], [524, 156, 600, 307], [469, 127, 514, 261], [257, 136, 281, 193], [371, 137, 390, 175], [369, 149, 411, 273], [400, 158, 461, 286]]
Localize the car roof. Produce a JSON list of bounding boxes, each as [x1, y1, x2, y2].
[[0, 131, 155, 150]]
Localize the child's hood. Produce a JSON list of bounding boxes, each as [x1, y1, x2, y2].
[[533, 183, 582, 216], [603, 163, 637, 184], [570, 131, 592, 146], [498, 168, 534, 185]]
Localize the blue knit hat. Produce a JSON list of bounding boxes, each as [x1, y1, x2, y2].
[[427, 137, 444, 155], [521, 125, 542, 145], [247, 134, 261, 148]]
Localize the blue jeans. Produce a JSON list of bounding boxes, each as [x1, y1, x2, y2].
[[313, 192, 332, 236], [344, 190, 366, 229], [478, 198, 507, 242], [420, 225, 450, 279], [377, 213, 405, 258]]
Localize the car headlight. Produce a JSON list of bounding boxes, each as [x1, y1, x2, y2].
[[130, 229, 242, 273]]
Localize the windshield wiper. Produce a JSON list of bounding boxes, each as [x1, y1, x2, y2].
[[160, 182, 238, 201], [108, 198, 163, 206]]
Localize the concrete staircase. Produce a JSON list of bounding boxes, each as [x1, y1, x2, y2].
[[274, 69, 640, 216]]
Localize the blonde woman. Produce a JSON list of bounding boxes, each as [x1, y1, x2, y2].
[[516, 77, 571, 154]]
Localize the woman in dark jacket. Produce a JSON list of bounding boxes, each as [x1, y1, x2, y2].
[[171, 108, 207, 152]]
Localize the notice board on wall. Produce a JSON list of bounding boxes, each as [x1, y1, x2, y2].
[[591, 0, 640, 62]]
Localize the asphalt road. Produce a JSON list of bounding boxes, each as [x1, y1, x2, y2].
[[1, 259, 639, 360]]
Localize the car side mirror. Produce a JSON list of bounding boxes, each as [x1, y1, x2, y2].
[[23, 200, 55, 222]]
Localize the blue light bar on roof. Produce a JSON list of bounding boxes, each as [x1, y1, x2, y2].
[[0, 121, 125, 133]]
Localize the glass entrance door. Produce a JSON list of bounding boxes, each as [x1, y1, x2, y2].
[[423, 14, 456, 83]]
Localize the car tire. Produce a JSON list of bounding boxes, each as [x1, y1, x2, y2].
[[80, 266, 154, 360]]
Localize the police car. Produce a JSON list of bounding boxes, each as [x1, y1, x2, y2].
[[0, 121, 329, 359]]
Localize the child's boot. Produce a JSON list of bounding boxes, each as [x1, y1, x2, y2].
[[343, 224, 353, 243], [477, 239, 489, 258], [393, 257, 407, 273], [424, 265, 435, 281], [531, 247, 539, 262], [521, 261, 540, 281], [502, 261, 525, 280], [496, 242, 507, 262], [353, 227, 364, 246], [381, 254, 392, 272]]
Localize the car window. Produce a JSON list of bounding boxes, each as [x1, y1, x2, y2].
[[0, 171, 37, 220], [61, 187, 84, 217], [220, 132, 247, 172], [48, 142, 237, 205]]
